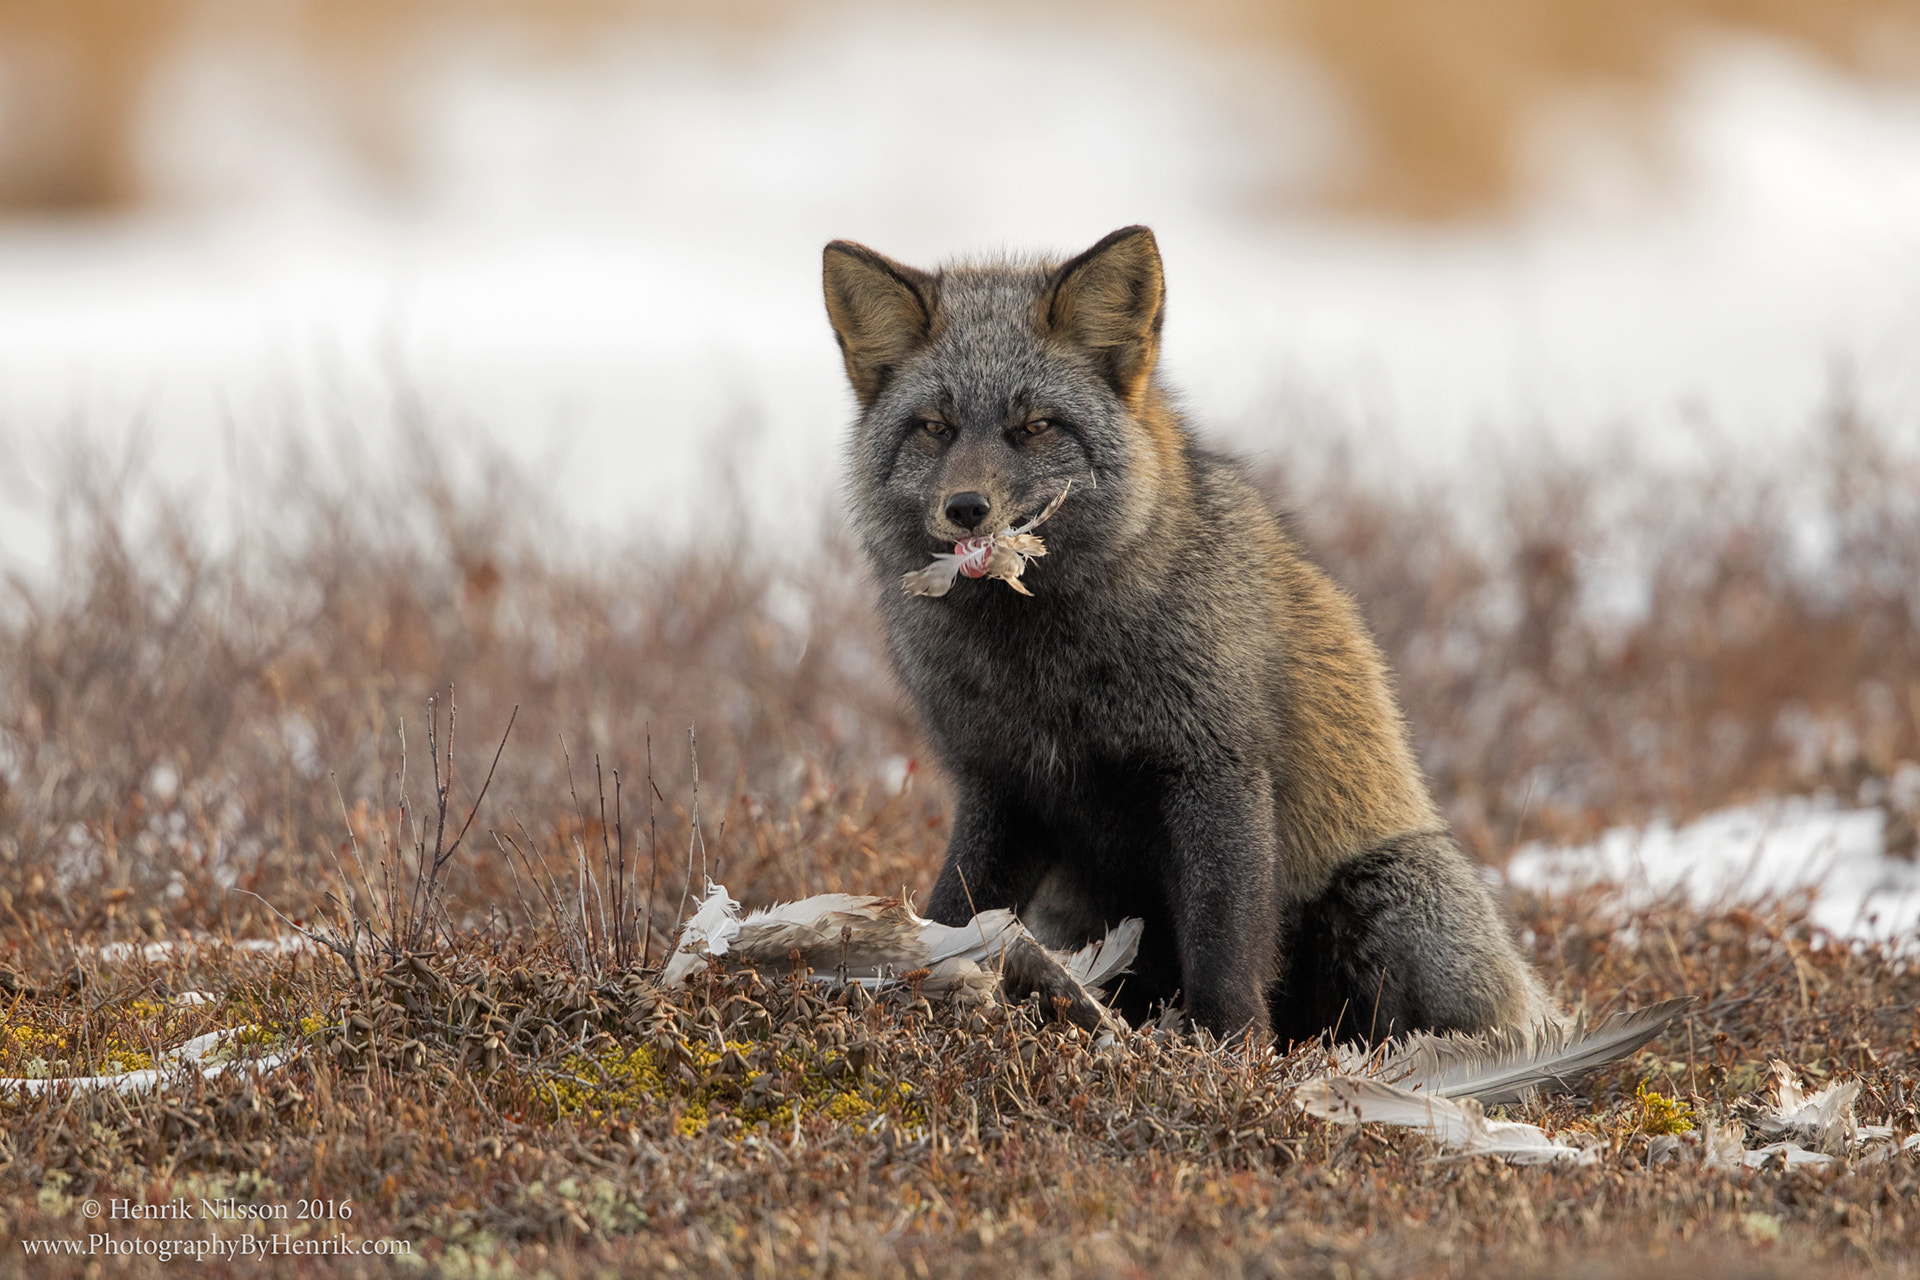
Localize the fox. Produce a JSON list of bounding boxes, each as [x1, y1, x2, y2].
[[823, 225, 1548, 1043]]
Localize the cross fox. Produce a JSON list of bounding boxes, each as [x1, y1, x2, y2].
[[823, 226, 1547, 1043]]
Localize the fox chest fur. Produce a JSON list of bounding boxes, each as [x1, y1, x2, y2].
[[824, 226, 1548, 1042]]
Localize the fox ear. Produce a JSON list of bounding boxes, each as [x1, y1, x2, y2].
[[823, 241, 937, 406], [1042, 226, 1165, 403]]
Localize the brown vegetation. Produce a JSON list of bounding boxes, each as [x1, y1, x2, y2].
[[1277, 394, 1920, 856], [0, 887, 1914, 1276]]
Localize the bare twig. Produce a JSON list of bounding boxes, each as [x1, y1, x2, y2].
[[643, 731, 660, 969]]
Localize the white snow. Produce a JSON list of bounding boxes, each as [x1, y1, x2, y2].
[[1507, 797, 1920, 945], [2, 14, 1920, 570]]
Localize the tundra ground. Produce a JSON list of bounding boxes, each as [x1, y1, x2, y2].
[[1, 412, 1916, 1277]]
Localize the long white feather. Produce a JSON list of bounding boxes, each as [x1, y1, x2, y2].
[[1743, 1142, 1838, 1170], [1342, 997, 1696, 1105], [0, 1028, 291, 1098]]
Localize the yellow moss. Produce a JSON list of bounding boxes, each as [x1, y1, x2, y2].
[[3, 1021, 164, 1076], [102, 1046, 155, 1073], [824, 1091, 873, 1122], [550, 1043, 668, 1118], [8, 1024, 63, 1051], [545, 1035, 926, 1138], [1636, 1082, 1695, 1135]]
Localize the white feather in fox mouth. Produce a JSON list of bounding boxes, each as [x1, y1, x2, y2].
[[902, 482, 1072, 598]]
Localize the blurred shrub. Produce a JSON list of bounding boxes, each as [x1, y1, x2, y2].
[[0, 394, 1914, 943]]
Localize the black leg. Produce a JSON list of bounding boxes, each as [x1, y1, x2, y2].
[[1162, 767, 1280, 1042], [926, 778, 1047, 927], [1275, 831, 1546, 1043]]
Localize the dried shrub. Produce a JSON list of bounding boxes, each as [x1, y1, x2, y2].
[[0, 426, 931, 950], [0, 891, 1914, 1278]]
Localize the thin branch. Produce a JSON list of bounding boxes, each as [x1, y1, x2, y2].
[[444, 703, 518, 863], [643, 730, 659, 969]]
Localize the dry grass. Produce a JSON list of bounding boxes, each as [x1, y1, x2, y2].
[[0, 893, 1914, 1277], [2, 0, 1917, 216], [0, 425, 930, 950], [0, 400, 1916, 1275]]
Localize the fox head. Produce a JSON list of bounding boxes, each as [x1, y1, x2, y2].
[[825, 226, 1186, 592]]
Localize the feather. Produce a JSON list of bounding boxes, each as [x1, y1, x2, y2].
[[1742, 1142, 1837, 1170], [1061, 916, 1144, 993], [89, 936, 317, 965], [1702, 1120, 1748, 1171], [1295, 1075, 1596, 1166], [1709, 1063, 1920, 1171], [661, 882, 741, 986], [995, 933, 1124, 1034], [1737, 1059, 1861, 1154], [1343, 996, 1696, 1105], [733, 893, 924, 971], [920, 908, 1025, 967], [900, 554, 970, 598], [1855, 1133, 1920, 1168]]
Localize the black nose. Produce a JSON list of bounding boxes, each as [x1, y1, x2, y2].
[[944, 492, 991, 531]]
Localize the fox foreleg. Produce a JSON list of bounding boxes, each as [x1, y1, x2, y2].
[[1164, 769, 1280, 1042], [925, 781, 1045, 927]]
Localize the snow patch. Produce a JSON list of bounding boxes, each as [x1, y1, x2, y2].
[[1508, 796, 1920, 944]]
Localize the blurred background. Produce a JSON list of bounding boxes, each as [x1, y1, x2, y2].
[[2, 0, 1917, 555], [1, 0, 1918, 939]]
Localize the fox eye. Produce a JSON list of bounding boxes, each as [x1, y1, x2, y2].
[[919, 418, 950, 437], [1023, 418, 1053, 436]]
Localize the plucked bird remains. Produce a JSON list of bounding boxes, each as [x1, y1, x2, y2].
[[663, 883, 1141, 1033], [901, 483, 1071, 598]]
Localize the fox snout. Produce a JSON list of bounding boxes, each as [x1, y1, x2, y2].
[[943, 491, 992, 531]]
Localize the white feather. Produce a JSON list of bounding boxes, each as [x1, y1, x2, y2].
[[1742, 1059, 1860, 1154], [1062, 917, 1144, 993], [661, 882, 740, 986], [1742, 1142, 1837, 1170], [1341, 997, 1696, 1105], [1295, 1075, 1595, 1166], [1702, 1120, 1748, 1171], [0, 1027, 290, 1098]]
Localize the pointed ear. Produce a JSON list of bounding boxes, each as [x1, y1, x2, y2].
[[1041, 226, 1165, 403], [823, 241, 936, 406]]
